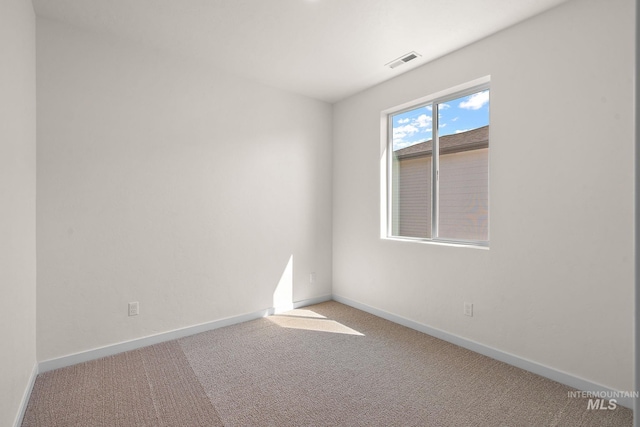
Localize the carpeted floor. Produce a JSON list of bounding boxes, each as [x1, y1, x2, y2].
[[22, 301, 633, 426]]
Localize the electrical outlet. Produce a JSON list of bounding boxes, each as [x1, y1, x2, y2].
[[464, 302, 473, 317], [309, 272, 316, 284], [128, 301, 139, 317]]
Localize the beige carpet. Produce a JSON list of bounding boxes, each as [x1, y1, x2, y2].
[[22, 341, 222, 426], [22, 301, 633, 426]]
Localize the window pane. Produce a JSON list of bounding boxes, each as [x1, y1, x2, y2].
[[437, 90, 489, 241], [391, 105, 433, 238]]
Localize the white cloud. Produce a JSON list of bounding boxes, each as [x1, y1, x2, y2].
[[397, 124, 419, 135], [439, 103, 451, 110], [415, 114, 432, 128], [451, 117, 459, 122], [455, 129, 470, 134], [393, 109, 435, 147], [440, 123, 447, 128], [459, 91, 489, 110], [392, 124, 419, 143]]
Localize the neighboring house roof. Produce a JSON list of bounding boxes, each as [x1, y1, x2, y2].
[[394, 125, 489, 159]]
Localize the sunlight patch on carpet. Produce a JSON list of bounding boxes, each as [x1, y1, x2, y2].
[[276, 309, 327, 319], [267, 313, 364, 336]]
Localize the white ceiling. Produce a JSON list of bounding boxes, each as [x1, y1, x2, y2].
[[32, 0, 569, 103]]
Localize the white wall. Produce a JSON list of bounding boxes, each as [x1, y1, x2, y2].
[[333, 0, 634, 393], [36, 18, 333, 361], [0, 0, 37, 425]]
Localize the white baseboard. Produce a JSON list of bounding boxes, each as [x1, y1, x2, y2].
[[39, 295, 332, 374], [274, 295, 333, 313], [14, 362, 38, 427], [332, 294, 634, 409], [294, 294, 332, 308]]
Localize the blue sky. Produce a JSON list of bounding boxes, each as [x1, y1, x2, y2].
[[392, 90, 489, 151]]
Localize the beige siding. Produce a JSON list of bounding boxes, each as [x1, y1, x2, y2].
[[394, 147, 488, 241], [438, 148, 489, 241], [393, 155, 431, 238]]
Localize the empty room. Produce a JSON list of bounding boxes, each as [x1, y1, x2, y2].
[[2, 0, 637, 425]]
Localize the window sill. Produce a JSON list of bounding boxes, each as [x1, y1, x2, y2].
[[382, 236, 489, 250]]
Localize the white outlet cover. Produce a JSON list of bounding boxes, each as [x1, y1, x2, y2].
[[128, 302, 139, 316], [464, 302, 473, 317]]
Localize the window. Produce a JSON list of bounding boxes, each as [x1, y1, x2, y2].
[[387, 82, 489, 246]]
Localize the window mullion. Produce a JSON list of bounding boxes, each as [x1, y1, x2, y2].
[[431, 104, 439, 239]]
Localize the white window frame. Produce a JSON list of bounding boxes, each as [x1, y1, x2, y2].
[[382, 77, 490, 248]]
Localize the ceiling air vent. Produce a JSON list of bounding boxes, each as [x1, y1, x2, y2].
[[385, 51, 421, 69]]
